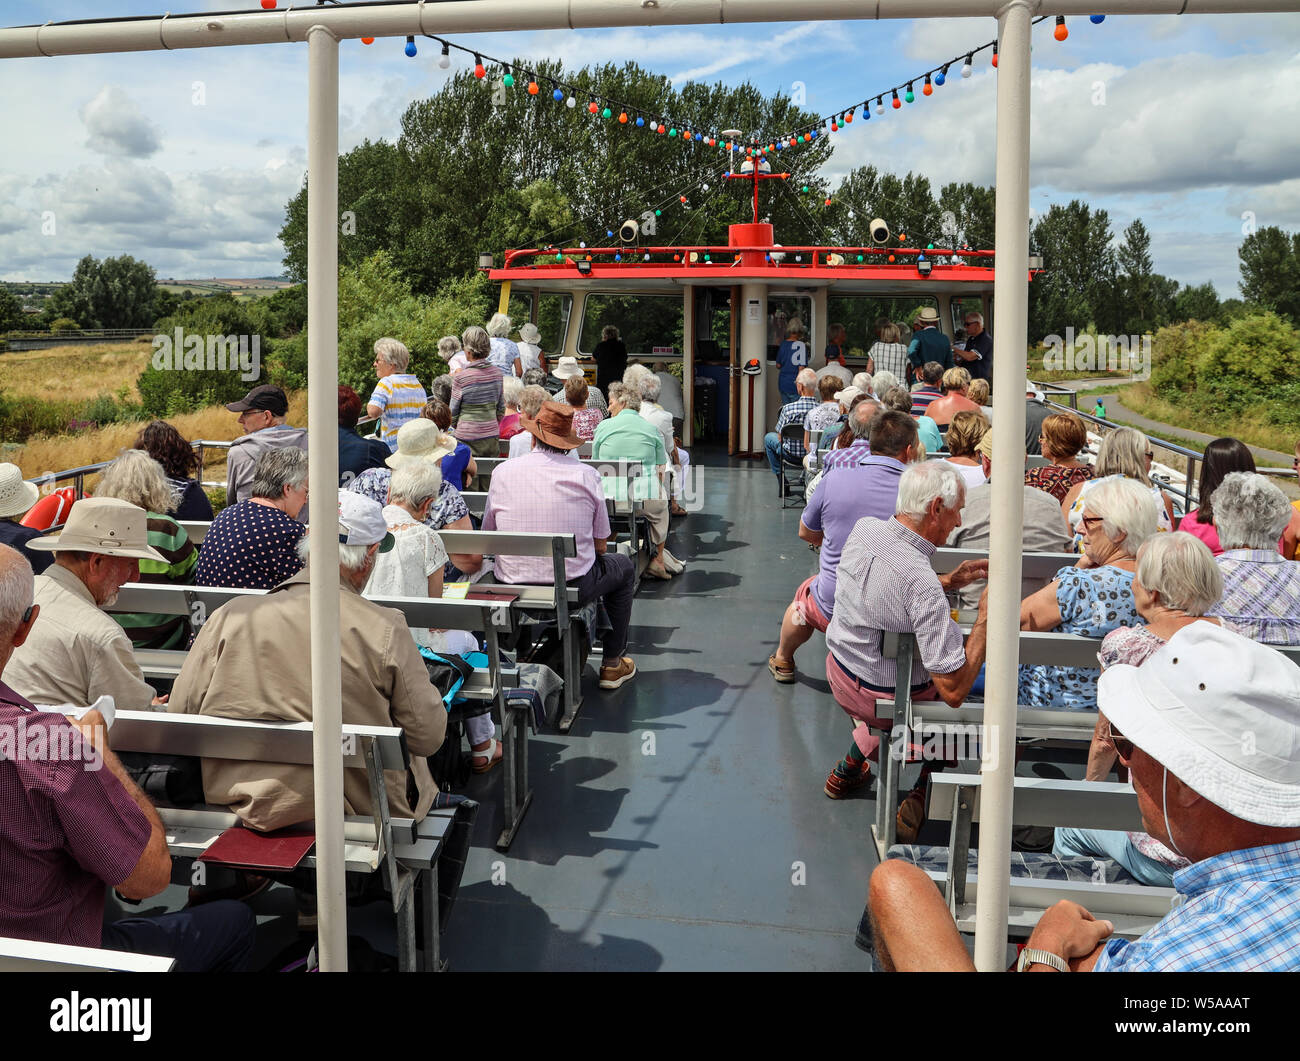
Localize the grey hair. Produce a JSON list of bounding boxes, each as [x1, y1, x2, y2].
[[895, 461, 965, 520], [1212, 471, 1292, 550], [1083, 476, 1159, 557], [522, 368, 547, 387], [1096, 426, 1152, 487], [295, 533, 372, 573], [613, 383, 641, 411], [486, 312, 513, 338], [606, 381, 626, 405], [389, 462, 442, 509], [1136, 532, 1223, 616], [882, 385, 913, 415], [964, 311, 985, 326], [461, 325, 491, 360], [0, 544, 34, 646], [623, 364, 653, 387], [519, 385, 550, 419], [373, 337, 411, 372], [851, 371, 873, 392], [786, 317, 806, 337], [637, 374, 661, 402], [437, 335, 462, 358], [96, 449, 175, 514], [796, 367, 818, 389], [602, 324, 620, 342], [430, 374, 452, 405], [250, 447, 309, 501], [848, 399, 880, 440], [502, 375, 524, 407], [872, 370, 899, 397]]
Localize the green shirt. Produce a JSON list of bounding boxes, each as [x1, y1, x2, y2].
[[109, 513, 198, 650], [591, 409, 668, 502]]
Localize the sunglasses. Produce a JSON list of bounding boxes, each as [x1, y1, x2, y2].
[[1106, 721, 1134, 763]]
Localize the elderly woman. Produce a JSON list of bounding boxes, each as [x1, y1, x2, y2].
[[365, 461, 502, 773], [514, 322, 544, 377], [884, 385, 942, 456], [337, 385, 391, 486], [564, 376, 605, 441], [450, 325, 505, 486], [1024, 412, 1093, 503], [803, 374, 843, 455], [94, 450, 198, 649], [870, 369, 899, 400], [429, 373, 453, 406], [1177, 436, 1255, 556], [865, 321, 909, 380], [1051, 532, 1227, 885], [967, 378, 990, 409], [924, 367, 981, 429], [592, 324, 628, 396], [1018, 476, 1158, 711], [1062, 426, 1174, 547], [1209, 471, 1300, 644], [485, 312, 520, 375], [367, 337, 428, 453], [441, 335, 468, 374], [941, 411, 989, 489], [132, 420, 213, 521], [499, 376, 525, 440], [776, 318, 809, 407]]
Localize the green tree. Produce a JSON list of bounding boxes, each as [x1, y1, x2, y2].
[[1027, 201, 1118, 341], [1238, 226, 1300, 323], [0, 287, 23, 332], [1172, 281, 1221, 324], [1117, 218, 1157, 334], [829, 166, 942, 253], [936, 181, 996, 255], [42, 254, 158, 329]]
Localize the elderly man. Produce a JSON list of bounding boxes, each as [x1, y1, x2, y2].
[[947, 431, 1072, 608], [818, 397, 878, 473], [868, 624, 1300, 971], [764, 368, 820, 478], [7, 497, 167, 712], [1210, 471, 1300, 643], [0, 544, 256, 969], [822, 462, 990, 843], [366, 336, 428, 452], [953, 310, 993, 384], [769, 411, 919, 684], [485, 402, 639, 690], [593, 385, 681, 580], [224, 384, 309, 505], [906, 307, 954, 381], [170, 492, 446, 831]]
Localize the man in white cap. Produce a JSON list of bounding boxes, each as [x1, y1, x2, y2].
[[866, 624, 1300, 971], [7, 497, 167, 712], [170, 491, 447, 831]]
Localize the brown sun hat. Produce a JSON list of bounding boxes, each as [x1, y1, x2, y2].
[[521, 401, 584, 451]]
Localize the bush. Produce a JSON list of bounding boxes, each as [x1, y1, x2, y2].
[[1149, 319, 1218, 399], [0, 394, 80, 442], [1196, 311, 1300, 396], [49, 318, 79, 334]]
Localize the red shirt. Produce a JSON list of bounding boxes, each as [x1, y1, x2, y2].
[[0, 681, 151, 947]]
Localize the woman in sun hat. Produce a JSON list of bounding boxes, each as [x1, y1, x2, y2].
[[0, 463, 49, 574]]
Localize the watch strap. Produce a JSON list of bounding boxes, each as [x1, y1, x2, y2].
[[1018, 947, 1068, 972]]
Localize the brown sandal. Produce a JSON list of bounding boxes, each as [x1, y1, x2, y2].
[[768, 654, 797, 683]]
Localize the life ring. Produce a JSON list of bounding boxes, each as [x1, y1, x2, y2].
[[20, 487, 78, 530]]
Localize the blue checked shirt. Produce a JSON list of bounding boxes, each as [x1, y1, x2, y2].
[[774, 397, 819, 459], [1093, 839, 1300, 971], [1208, 549, 1300, 645]]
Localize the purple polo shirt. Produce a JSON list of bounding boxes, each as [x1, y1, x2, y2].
[[0, 680, 151, 948], [802, 455, 907, 617]]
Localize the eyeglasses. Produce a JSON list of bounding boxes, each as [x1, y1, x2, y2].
[[1106, 721, 1134, 764], [1144, 451, 1154, 459], [1080, 514, 1104, 531]]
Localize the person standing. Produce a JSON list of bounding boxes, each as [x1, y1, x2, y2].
[[953, 311, 993, 385], [593, 325, 629, 397], [450, 325, 506, 489], [906, 307, 954, 382], [777, 319, 810, 407], [366, 337, 428, 453]]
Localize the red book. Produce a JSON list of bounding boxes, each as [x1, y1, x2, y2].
[[199, 824, 316, 872]]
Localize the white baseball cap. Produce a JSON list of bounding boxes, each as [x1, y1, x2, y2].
[[1099, 623, 1300, 827], [336, 491, 394, 553]]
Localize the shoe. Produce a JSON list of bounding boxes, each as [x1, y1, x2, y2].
[[669, 502, 688, 517], [470, 737, 503, 774], [661, 549, 685, 574], [187, 870, 272, 908], [768, 654, 796, 683], [646, 559, 673, 580], [599, 656, 637, 690], [895, 789, 927, 843], [825, 760, 873, 799]]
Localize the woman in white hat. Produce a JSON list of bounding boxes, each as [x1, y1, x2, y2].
[[514, 322, 545, 378], [0, 463, 49, 574]]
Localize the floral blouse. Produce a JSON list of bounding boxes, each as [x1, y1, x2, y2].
[[1025, 463, 1093, 504]]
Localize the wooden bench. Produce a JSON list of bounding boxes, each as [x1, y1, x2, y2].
[[0, 937, 176, 973], [922, 771, 1177, 940]]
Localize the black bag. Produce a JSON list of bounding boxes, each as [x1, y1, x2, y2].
[[522, 624, 591, 675]]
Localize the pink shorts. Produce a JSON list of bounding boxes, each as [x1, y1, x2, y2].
[[825, 652, 938, 761], [793, 576, 831, 633]]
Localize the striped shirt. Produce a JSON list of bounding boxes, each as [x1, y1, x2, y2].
[[1209, 549, 1300, 644], [1094, 840, 1300, 971], [369, 373, 428, 451], [450, 360, 505, 442], [774, 396, 819, 459], [108, 513, 198, 649], [825, 516, 967, 689], [910, 387, 943, 416]]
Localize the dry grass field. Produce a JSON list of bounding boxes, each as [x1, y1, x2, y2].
[[0, 340, 155, 403]]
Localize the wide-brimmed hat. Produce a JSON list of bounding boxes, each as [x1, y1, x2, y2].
[[385, 419, 456, 469], [916, 306, 941, 324], [552, 356, 584, 380], [0, 464, 39, 520], [225, 384, 288, 416], [27, 497, 166, 561], [519, 322, 541, 344], [833, 386, 862, 408], [337, 491, 394, 553], [1099, 624, 1300, 828], [521, 401, 584, 451]]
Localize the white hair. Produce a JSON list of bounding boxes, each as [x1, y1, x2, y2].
[[1212, 471, 1292, 550], [519, 384, 550, 419], [623, 363, 653, 387], [295, 533, 373, 573], [796, 367, 818, 389], [0, 545, 34, 645], [895, 461, 965, 520], [637, 374, 661, 401], [871, 370, 899, 397], [1137, 532, 1223, 616], [96, 449, 175, 514], [486, 312, 513, 338], [1084, 476, 1160, 557], [373, 337, 411, 372], [851, 371, 873, 392], [502, 375, 524, 408], [389, 462, 442, 509]]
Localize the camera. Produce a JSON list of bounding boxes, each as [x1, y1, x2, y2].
[[869, 218, 891, 244]]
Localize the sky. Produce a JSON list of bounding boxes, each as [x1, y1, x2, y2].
[[1, 2, 1297, 297]]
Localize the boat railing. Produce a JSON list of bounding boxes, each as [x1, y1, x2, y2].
[[501, 243, 996, 270]]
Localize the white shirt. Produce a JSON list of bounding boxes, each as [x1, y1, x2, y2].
[[640, 402, 674, 455], [516, 343, 543, 376], [943, 461, 988, 491], [655, 372, 685, 420]]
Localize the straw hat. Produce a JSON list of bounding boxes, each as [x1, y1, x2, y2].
[[385, 419, 457, 469], [917, 306, 940, 324], [519, 322, 541, 345], [27, 497, 165, 561], [833, 386, 863, 408], [521, 401, 584, 451], [552, 356, 584, 380], [0, 464, 39, 520]]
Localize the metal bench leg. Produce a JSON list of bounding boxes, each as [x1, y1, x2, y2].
[[421, 863, 443, 972], [394, 866, 417, 973], [496, 704, 534, 850], [557, 622, 584, 733]]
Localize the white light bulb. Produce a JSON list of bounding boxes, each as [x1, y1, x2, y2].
[[438, 55, 450, 69], [961, 60, 973, 79], [566, 95, 576, 109]]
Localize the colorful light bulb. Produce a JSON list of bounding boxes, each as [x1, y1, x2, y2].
[[892, 89, 901, 109], [961, 54, 973, 78], [438, 42, 450, 68], [404, 36, 417, 58], [1054, 15, 1069, 41], [474, 56, 485, 79], [923, 74, 932, 96], [905, 83, 915, 103]]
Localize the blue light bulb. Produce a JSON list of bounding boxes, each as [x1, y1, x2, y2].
[[1090, 14, 1105, 23], [404, 36, 417, 58], [934, 71, 945, 86], [553, 87, 564, 102], [636, 115, 644, 126], [606, 230, 614, 238], [810, 129, 818, 138]]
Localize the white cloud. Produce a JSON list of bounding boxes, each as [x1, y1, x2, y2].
[[80, 85, 162, 158], [671, 22, 827, 83]]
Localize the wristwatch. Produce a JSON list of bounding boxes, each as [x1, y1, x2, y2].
[[1017, 947, 1068, 972]]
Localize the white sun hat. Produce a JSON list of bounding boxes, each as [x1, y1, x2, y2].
[[0, 464, 39, 520], [1099, 623, 1300, 828]]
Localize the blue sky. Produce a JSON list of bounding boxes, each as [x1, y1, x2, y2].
[[2, 2, 1297, 298]]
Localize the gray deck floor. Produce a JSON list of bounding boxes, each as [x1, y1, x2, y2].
[[443, 449, 880, 971]]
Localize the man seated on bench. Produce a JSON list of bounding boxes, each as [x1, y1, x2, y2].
[[484, 402, 639, 691], [169, 492, 447, 830], [0, 545, 255, 970], [868, 624, 1300, 971], [822, 462, 990, 844], [763, 368, 819, 479]]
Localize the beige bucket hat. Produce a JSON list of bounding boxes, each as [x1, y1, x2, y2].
[[385, 418, 457, 469], [0, 464, 39, 520], [27, 496, 166, 561]]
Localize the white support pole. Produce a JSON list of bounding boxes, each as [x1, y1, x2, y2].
[[306, 23, 346, 973], [738, 283, 767, 455], [682, 286, 695, 447], [973, 0, 1032, 972]]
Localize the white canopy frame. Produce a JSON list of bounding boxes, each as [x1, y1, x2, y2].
[[4, 0, 1294, 972]]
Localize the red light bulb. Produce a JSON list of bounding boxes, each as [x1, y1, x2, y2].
[[474, 62, 486, 79], [261, 0, 276, 8], [528, 81, 540, 95], [361, 36, 374, 45], [1054, 16, 1069, 41]]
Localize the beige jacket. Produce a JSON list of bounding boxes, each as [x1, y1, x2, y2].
[[168, 567, 446, 832], [6, 564, 156, 710]]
